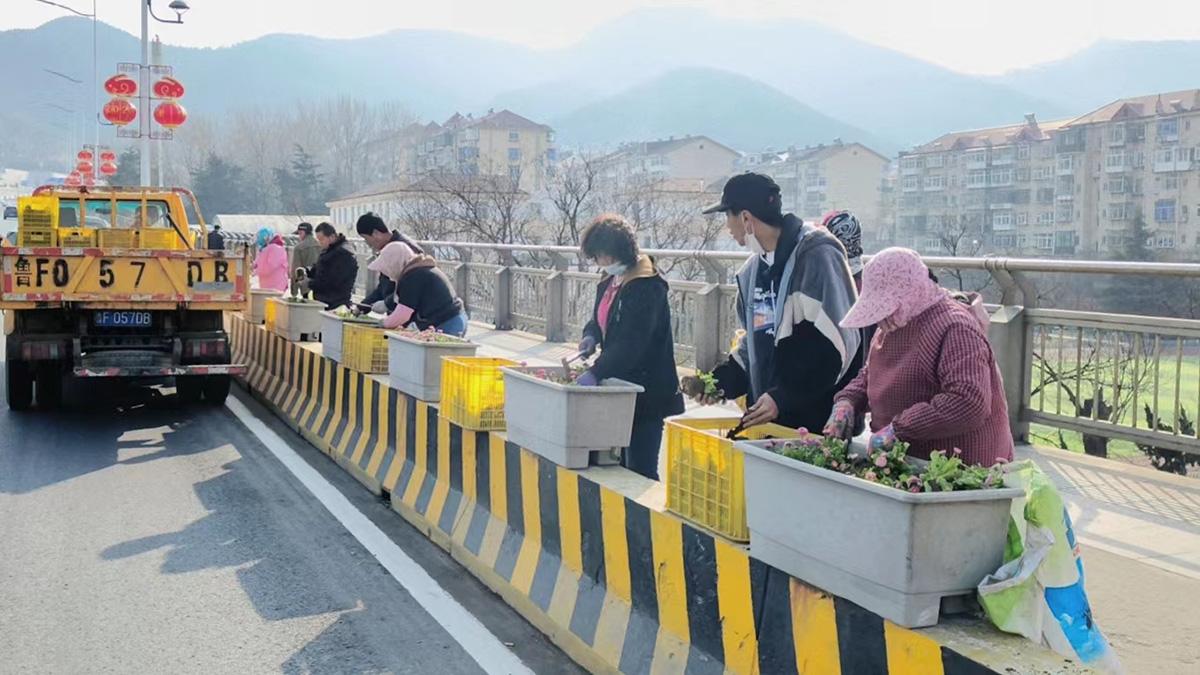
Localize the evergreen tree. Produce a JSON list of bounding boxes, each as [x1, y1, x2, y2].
[[108, 148, 142, 187], [190, 153, 252, 221], [274, 144, 328, 216]]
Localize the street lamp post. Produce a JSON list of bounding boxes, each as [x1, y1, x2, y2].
[[140, 0, 189, 187]]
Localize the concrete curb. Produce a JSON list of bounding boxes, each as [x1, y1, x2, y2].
[[230, 315, 1077, 675]]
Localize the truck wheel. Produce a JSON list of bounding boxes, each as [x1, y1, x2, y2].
[[176, 376, 203, 404], [203, 375, 231, 405], [6, 361, 33, 411], [35, 365, 63, 409]]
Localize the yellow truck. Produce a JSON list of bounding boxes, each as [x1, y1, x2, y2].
[[0, 186, 248, 410]]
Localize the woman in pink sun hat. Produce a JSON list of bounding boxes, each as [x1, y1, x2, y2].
[[823, 247, 1014, 465]]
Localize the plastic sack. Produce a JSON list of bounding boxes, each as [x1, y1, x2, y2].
[[977, 461, 1123, 673]]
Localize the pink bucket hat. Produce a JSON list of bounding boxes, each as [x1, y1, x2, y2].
[[367, 241, 415, 280], [841, 247, 944, 329]]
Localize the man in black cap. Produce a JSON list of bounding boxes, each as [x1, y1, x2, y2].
[[682, 172, 863, 432], [291, 222, 322, 276], [356, 212, 425, 313]]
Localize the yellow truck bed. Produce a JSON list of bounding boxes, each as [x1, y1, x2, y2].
[[0, 247, 248, 310]]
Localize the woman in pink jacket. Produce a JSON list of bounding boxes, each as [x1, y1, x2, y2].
[[823, 247, 1014, 465], [253, 227, 290, 292]]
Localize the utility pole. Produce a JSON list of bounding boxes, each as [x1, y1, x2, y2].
[[139, 0, 151, 186], [153, 36, 164, 187]]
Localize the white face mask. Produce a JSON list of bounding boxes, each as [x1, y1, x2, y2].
[[744, 225, 766, 257], [603, 262, 628, 277]]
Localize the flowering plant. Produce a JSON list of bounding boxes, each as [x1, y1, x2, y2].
[[530, 365, 588, 385], [393, 327, 468, 344], [769, 432, 1006, 493]]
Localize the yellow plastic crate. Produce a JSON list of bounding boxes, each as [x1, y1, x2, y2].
[[18, 227, 55, 247], [264, 298, 278, 330], [665, 417, 804, 542], [341, 322, 389, 374], [138, 228, 181, 250], [99, 229, 136, 249], [440, 356, 518, 430], [59, 227, 97, 247]]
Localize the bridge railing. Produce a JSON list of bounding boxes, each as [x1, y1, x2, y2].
[[225, 232, 1200, 457]]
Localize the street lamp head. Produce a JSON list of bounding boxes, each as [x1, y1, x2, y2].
[[168, 0, 190, 21]]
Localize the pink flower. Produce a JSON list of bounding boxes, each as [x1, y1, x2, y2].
[[909, 486, 921, 493], [796, 427, 809, 436], [874, 454, 888, 468], [952, 447, 963, 455], [864, 470, 877, 482], [994, 456, 1009, 465]]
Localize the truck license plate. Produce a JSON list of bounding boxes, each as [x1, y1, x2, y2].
[[94, 310, 152, 328]]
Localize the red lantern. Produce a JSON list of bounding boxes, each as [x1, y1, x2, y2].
[[100, 150, 116, 163], [100, 161, 118, 177], [104, 73, 137, 97], [78, 149, 94, 161], [83, 174, 95, 187], [153, 101, 187, 129], [77, 160, 94, 175], [65, 171, 81, 187], [152, 76, 185, 99], [103, 98, 137, 126]]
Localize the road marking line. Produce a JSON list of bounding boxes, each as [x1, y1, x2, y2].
[[226, 396, 534, 675]]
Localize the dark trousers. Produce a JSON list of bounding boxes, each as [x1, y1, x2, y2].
[[622, 414, 665, 481]]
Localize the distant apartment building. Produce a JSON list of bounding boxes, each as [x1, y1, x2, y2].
[[894, 115, 1067, 255], [745, 141, 891, 235], [413, 109, 557, 193], [895, 89, 1200, 259], [595, 135, 739, 187], [1053, 89, 1200, 257]]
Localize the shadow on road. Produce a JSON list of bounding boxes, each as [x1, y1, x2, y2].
[[0, 362, 222, 495]]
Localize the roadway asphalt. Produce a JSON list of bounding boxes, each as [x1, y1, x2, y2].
[[0, 356, 582, 674]]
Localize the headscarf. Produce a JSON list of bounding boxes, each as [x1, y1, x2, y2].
[[820, 210, 863, 275], [255, 227, 274, 250], [367, 241, 417, 280], [840, 247, 944, 330]]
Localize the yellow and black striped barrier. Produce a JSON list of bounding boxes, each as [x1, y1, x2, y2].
[[230, 314, 1066, 675]]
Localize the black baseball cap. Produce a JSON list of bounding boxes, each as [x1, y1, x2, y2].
[[702, 172, 783, 223], [294, 222, 313, 235]]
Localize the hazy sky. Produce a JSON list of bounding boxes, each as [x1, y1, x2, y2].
[[8, 0, 1200, 75]]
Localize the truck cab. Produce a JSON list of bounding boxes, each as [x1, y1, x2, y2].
[[0, 186, 249, 410]]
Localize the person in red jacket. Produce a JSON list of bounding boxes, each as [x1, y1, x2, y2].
[[823, 247, 1014, 466]]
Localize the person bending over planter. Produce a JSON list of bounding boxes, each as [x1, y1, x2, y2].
[[575, 214, 685, 481], [356, 211, 425, 314], [367, 241, 468, 337], [682, 172, 863, 432], [824, 247, 1015, 465], [303, 222, 358, 310]]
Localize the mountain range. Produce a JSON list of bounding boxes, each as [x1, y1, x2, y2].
[[3, 8, 1199, 171]]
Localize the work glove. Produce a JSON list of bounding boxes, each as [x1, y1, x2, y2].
[[575, 370, 599, 387], [578, 335, 598, 357], [867, 424, 897, 452], [822, 400, 856, 441]]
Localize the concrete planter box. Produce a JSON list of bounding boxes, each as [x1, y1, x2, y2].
[[320, 311, 346, 362], [386, 331, 478, 401], [737, 439, 1022, 628], [501, 366, 642, 469], [246, 289, 282, 324], [269, 297, 323, 342]]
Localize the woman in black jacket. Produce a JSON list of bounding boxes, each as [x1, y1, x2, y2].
[[576, 214, 684, 481], [305, 222, 358, 309], [368, 242, 468, 336]]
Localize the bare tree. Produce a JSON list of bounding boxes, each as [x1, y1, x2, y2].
[[545, 154, 599, 245], [421, 168, 534, 245], [929, 216, 993, 294], [598, 176, 726, 279]]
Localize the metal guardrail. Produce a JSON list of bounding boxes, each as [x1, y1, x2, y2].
[[230, 233, 1200, 458]]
